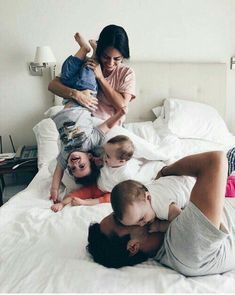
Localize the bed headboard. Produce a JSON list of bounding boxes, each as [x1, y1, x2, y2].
[[126, 62, 227, 123]]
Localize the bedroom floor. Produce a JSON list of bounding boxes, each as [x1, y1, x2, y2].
[[2, 172, 34, 204], [3, 184, 27, 203]]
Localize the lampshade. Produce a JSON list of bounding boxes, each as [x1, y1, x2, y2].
[[34, 46, 56, 63]]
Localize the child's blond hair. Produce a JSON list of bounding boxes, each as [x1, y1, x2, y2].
[[111, 180, 148, 220], [107, 135, 134, 161]]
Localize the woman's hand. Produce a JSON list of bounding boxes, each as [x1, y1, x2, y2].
[[86, 58, 103, 80], [73, 89, 98, 112]]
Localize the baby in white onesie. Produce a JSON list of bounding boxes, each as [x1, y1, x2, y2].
[[110, 176, 195, 229]]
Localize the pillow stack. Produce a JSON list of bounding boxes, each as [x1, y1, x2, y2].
[[153, 98, 235, 145]]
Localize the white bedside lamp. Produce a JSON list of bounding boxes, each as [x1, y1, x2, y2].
[[29, 46, 56, 77]]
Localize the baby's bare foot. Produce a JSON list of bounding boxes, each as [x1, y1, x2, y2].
[[89, 39, 97, 58], [51, 203, 64, 212], [89, 39, 97, 50], [74, 32, 90, 53]]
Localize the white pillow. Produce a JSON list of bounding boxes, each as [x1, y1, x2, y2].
[[54, 96, 63, 106], [124, 121, 161, 146], [156, 98, 235, 144], [44, 106, 64, 118], [33, 118, 59, 169], [152, 106, 163, 118]]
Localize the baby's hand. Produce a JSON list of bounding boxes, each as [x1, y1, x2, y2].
[[92, 156, 103, 167], [121, 106, 128, 115], [148, 220, 160, 233]]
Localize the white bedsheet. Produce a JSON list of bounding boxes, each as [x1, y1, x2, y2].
[[1, 123, 235, 292]]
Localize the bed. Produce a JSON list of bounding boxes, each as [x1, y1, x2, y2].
[[1, 62, 235, 293]]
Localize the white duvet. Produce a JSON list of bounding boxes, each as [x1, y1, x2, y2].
[[1, 121, 235, 293]]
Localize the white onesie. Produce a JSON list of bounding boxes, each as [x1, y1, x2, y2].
[[97, 158, 142, 193], [146, 176, 195, 220]]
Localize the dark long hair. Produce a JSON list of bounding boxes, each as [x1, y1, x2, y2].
[[87, 223, 148, 268], [96, 24, 130, 62]]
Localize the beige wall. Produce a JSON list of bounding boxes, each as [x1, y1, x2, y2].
[[0, 0, 235, 151]]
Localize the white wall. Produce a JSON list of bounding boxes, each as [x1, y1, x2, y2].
[[0, 0, 235, 152]]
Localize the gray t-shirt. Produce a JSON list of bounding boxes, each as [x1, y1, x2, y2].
[[52, 107, 105, 169], [155, 199, 235, 276]]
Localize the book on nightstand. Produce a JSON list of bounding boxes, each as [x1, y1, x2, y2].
[[0, 153, 16, 161]]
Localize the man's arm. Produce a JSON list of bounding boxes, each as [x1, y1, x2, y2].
[[156, 152, 227, 229]]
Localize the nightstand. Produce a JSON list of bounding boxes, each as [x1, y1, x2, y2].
[[0, 159, 38, 206]]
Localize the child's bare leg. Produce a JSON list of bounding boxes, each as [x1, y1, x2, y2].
[[74, 32, 91, 60], [71, 197, 99, 206], [89, 39, 97, 59]]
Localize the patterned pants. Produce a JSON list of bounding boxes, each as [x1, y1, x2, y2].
[[227, 147, 235, 175]]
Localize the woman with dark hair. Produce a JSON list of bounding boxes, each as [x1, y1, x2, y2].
[[48, 24, 135, 124]]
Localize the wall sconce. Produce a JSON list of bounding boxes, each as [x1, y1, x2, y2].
[[29, 46, 56, 77], [230, 57, 235, 70]]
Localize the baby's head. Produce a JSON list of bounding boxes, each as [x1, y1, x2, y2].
[[111, 180, 156, 227], [67, 151, 100, 185], [104, 135, 134, 168]]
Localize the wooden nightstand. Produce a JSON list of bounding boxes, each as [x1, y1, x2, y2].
[[0, 159, 38, 206]]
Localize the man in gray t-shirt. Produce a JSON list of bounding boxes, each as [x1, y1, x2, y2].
[[87, 151, 235, 276]]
